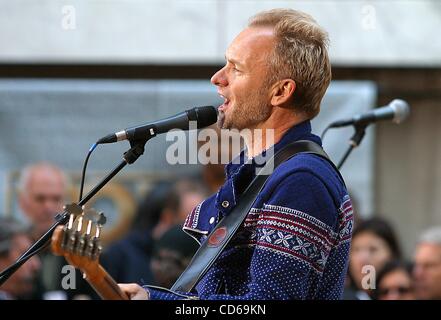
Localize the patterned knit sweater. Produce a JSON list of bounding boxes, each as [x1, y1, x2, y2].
[[145, 120, 353, 300]]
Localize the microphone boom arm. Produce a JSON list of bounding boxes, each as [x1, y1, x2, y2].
[[337, 123, 367, 170]]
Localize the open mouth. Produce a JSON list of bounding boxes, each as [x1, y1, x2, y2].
[[218, 94, 231, 111]]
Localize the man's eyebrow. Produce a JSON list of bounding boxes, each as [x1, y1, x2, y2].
[[225, 55, 245, 68]]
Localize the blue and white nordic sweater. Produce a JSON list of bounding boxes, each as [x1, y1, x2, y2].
[[146, 120, 353, 300]]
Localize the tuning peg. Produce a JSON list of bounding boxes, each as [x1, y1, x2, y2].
[[63, 203, 83, 217], [83, 208, 107, 227], [97, 212, 107, 226]]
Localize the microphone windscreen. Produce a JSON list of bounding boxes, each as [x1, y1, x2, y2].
[[189, 106, 218, 129], [390, 99, 410, 124]]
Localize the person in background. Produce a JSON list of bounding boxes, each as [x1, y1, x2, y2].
[[174, 178, 209, 223], [150, 224, 199, 288], [17, 162, 93, 299], [374, 260, 415, 300], [344, 217, 401, 300], [100, 180, 179, 285], [197, 124, 237, 193], [0, 217, 41, 300], [413, 226, 441, 300], [18, 162, 67, 240], [201, 162, 226, 194], [100, 178, 206, 285]]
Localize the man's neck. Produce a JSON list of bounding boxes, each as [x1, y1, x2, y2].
[[242, 111, 308, 159]]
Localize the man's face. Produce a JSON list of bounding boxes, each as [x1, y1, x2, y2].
[[19, 169, 65, 237], [0, 234, 41, 298], [413, 243, 441, 299], [211, 27, 276, 130]]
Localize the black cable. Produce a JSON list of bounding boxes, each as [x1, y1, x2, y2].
[[321, 125, 332, 142], [79, 143, 98, 202], [337, 144, 355, 170]]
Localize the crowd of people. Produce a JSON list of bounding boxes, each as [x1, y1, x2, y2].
[[0, 162, 209, 300], [1, 161, 440, 300], [344, 218, 441, 300]]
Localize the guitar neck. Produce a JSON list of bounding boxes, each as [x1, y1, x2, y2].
[[84, 264, 129, 300]]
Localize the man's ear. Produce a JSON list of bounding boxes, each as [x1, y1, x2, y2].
[[270, 79, 296, 107]]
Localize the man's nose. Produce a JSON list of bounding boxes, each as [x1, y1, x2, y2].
[[211, 67, 228, 87]]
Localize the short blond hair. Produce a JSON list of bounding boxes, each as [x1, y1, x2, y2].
[[249, 8, 331, 118]]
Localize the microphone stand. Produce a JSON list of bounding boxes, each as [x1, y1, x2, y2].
[[0, 138, 151, 286], [337, 123, 367, 170]]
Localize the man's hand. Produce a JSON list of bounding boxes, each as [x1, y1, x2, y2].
[[118, 283, 150, 300]]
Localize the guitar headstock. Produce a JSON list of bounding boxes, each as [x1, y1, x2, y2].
[[51, 204, 107, 280]]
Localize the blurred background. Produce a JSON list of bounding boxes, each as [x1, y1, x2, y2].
[[0, 0, 440, 300]]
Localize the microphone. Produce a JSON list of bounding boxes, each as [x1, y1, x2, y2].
[[97, 106, 218, 144], [328, 99, 410, 128]]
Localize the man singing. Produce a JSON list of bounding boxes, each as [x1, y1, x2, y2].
[[120, 8, 353, 300]]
